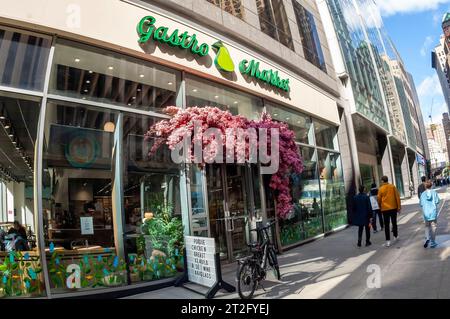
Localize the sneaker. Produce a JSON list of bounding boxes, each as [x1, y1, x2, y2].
[[424, 240, 430, 248], [366, 241, 372, 247], [394, 236, 399, 241], [373, 230, 378, 233], [384, 241, 391, 247], [430, 242, 438, 249]]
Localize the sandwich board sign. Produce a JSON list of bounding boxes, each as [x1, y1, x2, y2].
[[185, 236, 216, 287], [175, 236, 235, 298]]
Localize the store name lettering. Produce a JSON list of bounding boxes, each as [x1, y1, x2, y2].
[[239, 59, 290, 92], [137, 16, 209, 57]]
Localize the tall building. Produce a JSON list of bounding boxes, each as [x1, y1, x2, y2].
[[426, 122, 449, 169], [432, 35, 450, 113], [317, 0, 427, 197]]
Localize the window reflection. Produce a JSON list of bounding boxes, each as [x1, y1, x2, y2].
[[314, 120, 338, 150], [0, 28, 51, 91], [206, 0, 245, 19], [317, 150, 346, 232], [256, 0, 294, 50], [280, 147, 323, 246], [293, 1, 327, 72]]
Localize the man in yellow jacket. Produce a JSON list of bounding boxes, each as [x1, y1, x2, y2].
[[377, 176, 401, 247]]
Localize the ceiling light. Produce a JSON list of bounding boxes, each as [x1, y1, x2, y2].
[[84, 89, 88, 93], [132, 97, 136, 100], [274, 113, 278, 117], [192, 89, 198, 92], [108, 66, 114, 70], [86, 80, 90, 84], [233, 101, 238, 104], [8, 134, 13, 138], [286, 117, 290, 120], [167, 82, 173, 85], [82, 97, 86, 100], [137, 89, 141, 92], [139, 74, 145, 78], [74, 58, 80, 63], [104, 122, 115, 133], [4, 124, 10, 129], [89, 70, 93, 74], [214, 95, 219, 99], [0, 116, 5, 120], [128, 103, 132, 106]]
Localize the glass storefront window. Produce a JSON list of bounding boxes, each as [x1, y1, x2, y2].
[[42, 101, 126, 293], [50, 40, 180, 114], [280, 147, 322, 246], [0, 28, 51, 91], [122, 113, 184, 283], [317, 150, 347, 232], [0, 95, 45, 297], [314, 120, 338, 150], [265, 103, 314, 145], [186, 75, 263, 119]]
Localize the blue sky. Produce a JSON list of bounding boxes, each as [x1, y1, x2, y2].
[[378, 0, 450, 125]]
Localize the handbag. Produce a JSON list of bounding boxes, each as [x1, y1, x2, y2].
[[370, 195, 380, 210]]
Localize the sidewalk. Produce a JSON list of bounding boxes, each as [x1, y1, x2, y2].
[[125, 187, 450, 299]]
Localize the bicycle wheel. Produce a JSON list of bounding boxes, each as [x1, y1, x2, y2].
[[237, 261, 257, 299], [268, 248, 281, 280]]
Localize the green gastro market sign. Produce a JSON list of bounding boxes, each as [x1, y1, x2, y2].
[[137, 16, 290, 93]]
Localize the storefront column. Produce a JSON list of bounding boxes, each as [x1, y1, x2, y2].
[[112, 113, 125, 259], [382, 136, 395, 184], [401, 147, 412, 198]]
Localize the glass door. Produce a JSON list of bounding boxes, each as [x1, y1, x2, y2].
[[206, 164, 252, 262]]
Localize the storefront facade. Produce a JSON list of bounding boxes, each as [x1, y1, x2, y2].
[[0, 0, 347, 298]]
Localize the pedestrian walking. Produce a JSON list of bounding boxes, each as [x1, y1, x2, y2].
[[378, 176, 401, 247], [369, 183, 383, 233], [352, 185, 372, 248], [417, 176, 426, 200], [420, 181, 440, 249]]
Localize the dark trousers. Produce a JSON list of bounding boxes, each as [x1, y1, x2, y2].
[[382, 210, 398, 241], [358, 225, 371, 244], [372, 210, 384, 230]]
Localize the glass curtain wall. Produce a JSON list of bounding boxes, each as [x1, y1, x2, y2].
[[326, 0, 388, 131]]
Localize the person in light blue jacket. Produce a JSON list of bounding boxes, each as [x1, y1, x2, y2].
[[420, 181, 440, 248]]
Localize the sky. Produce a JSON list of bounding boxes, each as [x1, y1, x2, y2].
[[378, 0, 450, 125]]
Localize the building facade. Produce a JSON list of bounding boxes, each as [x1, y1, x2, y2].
[[0, 0, 353, 298], [317, 0, 427, 198], [432, 35, 450, 114], [426, 122, 449, 170]]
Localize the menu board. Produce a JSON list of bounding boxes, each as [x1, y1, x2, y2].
[[80, 217, 94, 235], [185, 236, 216, 288]]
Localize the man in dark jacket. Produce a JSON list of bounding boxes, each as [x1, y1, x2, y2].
[[369, 183, 383, 232], [353, 185, 372, 247], [418, 176, 427, 200]]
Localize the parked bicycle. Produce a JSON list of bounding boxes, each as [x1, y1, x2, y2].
[[236, 220, 281, 299]]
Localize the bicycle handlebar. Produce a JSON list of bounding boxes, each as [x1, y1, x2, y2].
[[250, 219, 276, 233]]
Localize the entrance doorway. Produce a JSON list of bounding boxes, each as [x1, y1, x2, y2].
[[206, 164, 261, 262]]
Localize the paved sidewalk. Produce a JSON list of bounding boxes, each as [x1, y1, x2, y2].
[[125, 187, 450, 299]]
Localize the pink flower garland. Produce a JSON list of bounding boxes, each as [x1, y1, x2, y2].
[[146, 106, 304, 219]]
